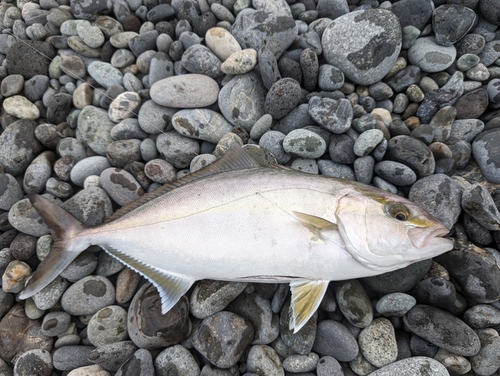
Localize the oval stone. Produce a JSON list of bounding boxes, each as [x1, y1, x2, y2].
[[403, 305, 481, 356], [321, 9, 402, 85], [150, 74, 219, 108], [172, 109, 233, 144]]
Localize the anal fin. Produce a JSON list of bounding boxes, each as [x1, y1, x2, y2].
[[101, 246, 194, 314], [289, 279, 329, 333]]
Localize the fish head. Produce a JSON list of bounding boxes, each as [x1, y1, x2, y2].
[[334, 186, 454, 273]]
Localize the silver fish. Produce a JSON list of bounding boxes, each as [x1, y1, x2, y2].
[[19, 144, 453, 332]]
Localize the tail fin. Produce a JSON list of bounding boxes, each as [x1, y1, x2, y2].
[[18, 194, 89, 300]]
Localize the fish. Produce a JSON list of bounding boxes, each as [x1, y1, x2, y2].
[[19, 143, 454, 333]]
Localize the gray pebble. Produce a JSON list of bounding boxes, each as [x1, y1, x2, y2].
[[190, 154, 217, 173], [116, 348, 154, 376], [57, 137, 87, 164], [469, 328, 500, 375], [60, 252, 98, 282], [312, 320, 359, 362], [403, 305, 481, 356], [100, 168, 144, 206], [246, 345, 285, 376], [408, 36, 457, 72], [317, 160, 355, 180], [31, 276, 69, 311], [472, 128, 500, 184], [358, 318, 397, 367], [111, 118, 148, 141], [376, 293, 417, 317], [13, 349, 52, 376], [462, 183, 500, 231], [322, 9, 401, 85], [154, 345, 200, 376], [280, 301, 317, 355], [259, 131, 291, 164], [368, 356, 450, 376], [95, 252, 125, 277], [61, 275, 115, 316], [308, 96, 352, 134], [156, 131, 200, 169], [318, 64, 344, 91], [150, 74, 219, 108], [283, 129, 326, 159], [77, 106, 115, 156], [8, 198, 49, 237], [265, 78, 302, 120], [138, 100, 177, 135], [386, 135, 435, 178], [144, 159, 176, 184], [328, 134, 355, 164], [172, 109, 233, 143], [0, 173, 23, 211], [291, 158, 319, 174], [52, 346, 94, 371], [181, 44, 223, 78], [190, 280, 248, 319], [193, 311, 254, 368], [41, 311, 71, 337], [88, 61, 123, 88], [283, 353, 319, 373], [70, 156, 112, 187], [463, 304, 500, 329], [88, 340, 137, 372], [374, 160, 417, 186], [273, 104, 314, 135], [87, 305, 128, 346], [354, 156, 375, 184], [335, 280, 373, 328], [1, 74, 24, 97], [353, 129, 384, 157]]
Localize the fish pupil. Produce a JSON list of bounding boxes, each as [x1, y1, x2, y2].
[[395, 213, 406, 221]]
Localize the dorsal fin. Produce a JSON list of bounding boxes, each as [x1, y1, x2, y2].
[[104, 142, 261, 223]]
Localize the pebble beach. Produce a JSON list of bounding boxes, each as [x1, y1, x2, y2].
[[2, 0, 500, 375]]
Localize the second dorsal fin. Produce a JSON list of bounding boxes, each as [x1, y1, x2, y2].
[[104, 142, 261, 223]]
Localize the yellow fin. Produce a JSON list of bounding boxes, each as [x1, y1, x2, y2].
[[102, 245, 194, 314], [292, 211, 337, 239], [289, 279, 329, 333]]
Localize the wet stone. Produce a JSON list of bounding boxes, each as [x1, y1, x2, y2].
[[190, 280, 248, 319], [335, 280, 373, 328], [128, 284, 191, 349], [154, 345, 200, 376], [376, 293, 417, 317], [403, 305, 481, 356], [61, 275, 115, 316], [192, 311, 254, 368], [321, 9, 402, 85]]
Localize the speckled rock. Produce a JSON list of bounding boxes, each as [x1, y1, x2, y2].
[[368, 356, 450, 376], [192, 311, 254, 368], [87, 305, 128, 346], [13, 349, 52, 376], [308, 96, 352, 134], [358, 318, 398, 367], [321, 9, 402, 85], [246, 345, 285, 376], [408, 37, 457, 72], [77, 106, 115, 156], [283, 129, 326, 159], [154, 345, 200, 376], [172, 109, 233, 143], [472, 128, 500, 184], [156, 131, 200, 169], [403, 305, 480, 356], [265, 78, 302, 120], [335, 280, 373, 328], [88, 341, 137, 372]]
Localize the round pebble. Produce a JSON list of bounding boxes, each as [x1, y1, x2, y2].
[[61, 275, 116, 316]]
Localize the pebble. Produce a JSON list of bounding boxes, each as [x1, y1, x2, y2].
[[283, 353, 319, 373], [218, 72, 267, 131], [128, 284, 191, 349], [13, 349, 52, 376], [469, 328, 500, 375], [190, 280, 247, 319], [61, 275, 116, 316], [472, 128, 500, 184], [150, 74, 219, 108], [115, 348, 154, 376], [432, 4, 476, 47], [308, 96, 353, 134], [265, 78, 302, 120], [404, 305, 481, 356], [156, 130, 200, 169], [53, 346, 94, 371], [192, 311, 254, 368], [322, 9, 401, 85], [181, 44, 223, 78], [408, 36, 457, 72], [462, 183, 500, 231], [172, 109, 233, 143], [353, 129, 384, 157], [369, 356, 450, 376], [358, 318, 398, 367], [205, 27, 242, 62], [0, 173, 23, 211], [221, 48, 258, 75], [312, 320, 359, 362], [374, 160, 417, 186], [154, 345, 200, 376], [246, 345, 285, 376], [70, 156, 112, 187], [88, 341, 137, 372], [87, 305, 128, 346], [335, 280, 373, 328], [283, 129, 326, 159]]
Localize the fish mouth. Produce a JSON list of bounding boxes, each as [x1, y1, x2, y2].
[[407, 224, 451, 249]]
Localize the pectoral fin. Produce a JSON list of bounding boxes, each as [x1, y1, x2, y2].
[[289, 279, 329, 333], [102, 246, 194, 314], [292, 211, 337, 239]]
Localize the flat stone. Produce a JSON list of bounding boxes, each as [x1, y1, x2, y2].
[[432, 4, 476, 47], [408, 36, 457, 72], [150, 74, 219, 108], [472, 128, 500, 184], [308, 96, 352, 134], [368, 356, 450, 376]]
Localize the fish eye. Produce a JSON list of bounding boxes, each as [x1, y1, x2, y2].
[[387, 204, 410, 221]]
